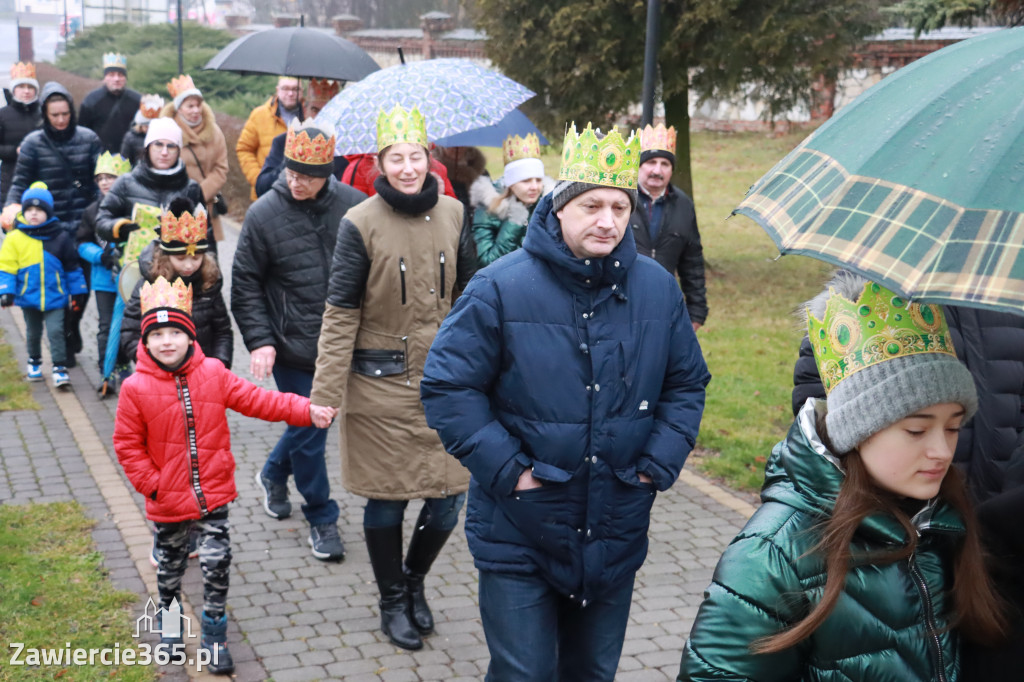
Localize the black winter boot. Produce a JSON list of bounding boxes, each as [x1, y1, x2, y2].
[[403, 509, 456, 634], [365, 525, 423, 650], [200, 611, 234, 675]]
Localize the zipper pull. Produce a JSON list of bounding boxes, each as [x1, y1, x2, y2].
[[400, 258, 406, 272], [439, 252, 446, 265]]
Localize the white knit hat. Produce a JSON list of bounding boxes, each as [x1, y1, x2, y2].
[[502, 158, 545, 188], [144, 118, 183, 148]]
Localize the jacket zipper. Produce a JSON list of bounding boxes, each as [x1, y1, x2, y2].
[[399, 257, 407, 305], [908, 553, 947, 682], [439, 251, 446, 299], [176, 374, 209, 516], [402, 335, 410, 386]]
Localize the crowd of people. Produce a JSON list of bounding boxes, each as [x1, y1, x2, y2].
[[1, 52, 1023, 682]]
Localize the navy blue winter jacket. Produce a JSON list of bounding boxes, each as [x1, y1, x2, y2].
[[421, 193, 710, 603]]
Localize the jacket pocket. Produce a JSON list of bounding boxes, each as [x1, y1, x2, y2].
[[399, 257, 407, 305], [352, 349, 406, 378]]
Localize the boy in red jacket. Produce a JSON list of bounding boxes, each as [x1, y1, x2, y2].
[[114, 276, 335, 674]]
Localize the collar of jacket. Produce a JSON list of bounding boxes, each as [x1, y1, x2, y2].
[[17, 216, 61, 238], [160, 101, 216, 143], [8, 97, 39, 113], [270, 95, 303, 122], [135, 157, 190, 190], [522, 193, 636, 295], [270, 171, 339, 215], [639, 182, 677, 206], [374, 173, 440, 215], [763, 399, 966, 545]]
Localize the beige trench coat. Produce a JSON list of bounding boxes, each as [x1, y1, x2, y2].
[[310, 193, 471, 500], [160, 101, 228, 240]]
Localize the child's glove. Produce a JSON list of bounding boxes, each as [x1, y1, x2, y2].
[[100, 244, 121, 272], [70, 294, 89, 313], [0, 293, 13, 307]]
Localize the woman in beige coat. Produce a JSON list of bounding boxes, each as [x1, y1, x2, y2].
[[162, 75, 228, 241], [310, 105, 476, 651]]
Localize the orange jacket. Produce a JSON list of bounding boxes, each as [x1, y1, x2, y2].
[[236, 96, 303, 198]]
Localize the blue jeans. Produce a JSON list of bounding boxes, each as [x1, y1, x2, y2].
[[262, 363, 338, 526], [23, 307, 66, 365], [477, 571, 635, 682], [363, 493, 465, 531]]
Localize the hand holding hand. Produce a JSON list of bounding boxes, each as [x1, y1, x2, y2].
[[514, 468, 543, 492], [249, 345, 276, 381], [309, 404, 338, 429], [100, 244, 121, 272]]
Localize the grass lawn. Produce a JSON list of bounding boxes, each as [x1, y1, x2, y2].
[[0, 327, 38, 411], [0, 501, 153, 682], [482, 129, 831, 491]]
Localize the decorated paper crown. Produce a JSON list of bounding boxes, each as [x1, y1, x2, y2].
[[94, 152, 132, 178], [138, 94, 164, 119], [308, 78, 340, 104], [558, 123, 640, 190], [10, 62, 36, 81], [284, 119, 335, 175], [103, 53, 127, 72], [159, 204, 209, 256], [167, 74, 196, 99], [640, 123, 676, 155], [502, 133, 541, 166], [807, 281, 957, 395], [377, 104, 428, 151], [140, 276, 193, 316]]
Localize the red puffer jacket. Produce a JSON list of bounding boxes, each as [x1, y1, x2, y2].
[[114, 340, 312, 522]]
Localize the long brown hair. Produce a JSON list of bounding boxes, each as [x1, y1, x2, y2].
[[753, 417, 1007, 654], [149, 249, 219, 293]]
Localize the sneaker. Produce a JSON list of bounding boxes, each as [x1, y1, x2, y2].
[[255, 470, 291, 519], [308, 523, 345, 561], [52, 366, 70, 388], [26, 359, 43, 382]]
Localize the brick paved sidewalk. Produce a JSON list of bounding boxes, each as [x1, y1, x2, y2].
[[0, 217, 755, 681]]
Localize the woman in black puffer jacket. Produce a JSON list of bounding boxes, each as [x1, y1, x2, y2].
[[120, 197, 232, 368], [96, 117, 203, 250], [0, 65, 42, 201]]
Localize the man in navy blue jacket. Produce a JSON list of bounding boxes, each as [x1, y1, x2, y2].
[[421, 123, 710, 682]]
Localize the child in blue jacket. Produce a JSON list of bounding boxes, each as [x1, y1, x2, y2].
[[0, 182, 88, 387]]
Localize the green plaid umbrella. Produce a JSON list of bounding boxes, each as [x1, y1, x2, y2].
[[735, 27, 1024, 316]]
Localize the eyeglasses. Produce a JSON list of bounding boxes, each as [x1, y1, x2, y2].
[[278, 86, 301, 93], [285, 170, 318, 186], [151, 142, 180, 151]]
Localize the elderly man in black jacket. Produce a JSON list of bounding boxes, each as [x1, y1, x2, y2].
[[78, 53, 141, 154], [232, 121, 365, 563], [629, 124, 708, 330]]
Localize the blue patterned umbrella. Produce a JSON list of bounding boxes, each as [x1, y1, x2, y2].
[[316, 58, 535, 155]]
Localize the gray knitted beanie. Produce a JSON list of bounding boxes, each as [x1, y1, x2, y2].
[[806, 271, 978, 454], [551, 180, 637, 213]]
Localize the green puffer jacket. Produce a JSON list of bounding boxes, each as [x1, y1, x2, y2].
[[679, 399, 963, 682], [469, 175, 555, 268]]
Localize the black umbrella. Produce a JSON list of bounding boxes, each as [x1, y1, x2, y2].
[[204, 27, 380, 82]]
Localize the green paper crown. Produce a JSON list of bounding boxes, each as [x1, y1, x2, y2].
[[808, 281, 957, 395], [377, 104, 428, 151], [558, 122, 640, 190], [95, 152, 131, 178]]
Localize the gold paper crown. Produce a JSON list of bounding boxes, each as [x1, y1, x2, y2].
[[284, 119, 335, 167], [103, 53, 127, 70], [308, 78, 340, 103], [640, 123, 677, 155], [167, 74, 197, 100], [140, 276, 193, 316], [377, 104, 428, 151], [558, 123, 640, 190], [160, 205, 209, 256], [95, 152, 131, 178], [10, 62, 35, 80], [139, 94, 164, 119], [502, 133, 541, 166], [807, 281, 957, 395]]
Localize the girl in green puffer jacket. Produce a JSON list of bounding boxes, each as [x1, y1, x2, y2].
[[678, 278, 1007, 682]]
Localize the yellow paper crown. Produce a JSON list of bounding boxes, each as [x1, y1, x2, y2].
[[640, 123, 677, 156], [284, 119, 335, 167], [103, 53, 127, 71], [167, 74, 197, 99], [140, 276, 193, 316], [160, 205, 209, 255], [139, 94, 164, 119], [377, 104, 428, 151], [308, 78, 340, 104], [94, 152, 131, 178], [502, 133, 541, 166], [558, 123, 640, 190], [10, 62, 36, 80]]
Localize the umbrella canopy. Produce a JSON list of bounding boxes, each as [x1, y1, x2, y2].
[[736, 27, 1024, 316], [433, 109, 548, 148], [204, 27, 380, 81], [315, 58, 535, 154]]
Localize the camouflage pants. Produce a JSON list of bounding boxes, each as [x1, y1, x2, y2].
[[154, 505, 231, 618]]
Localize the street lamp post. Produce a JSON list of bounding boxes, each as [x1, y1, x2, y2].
[[177, 0, 184, 74], [640, 0, 660, 126]]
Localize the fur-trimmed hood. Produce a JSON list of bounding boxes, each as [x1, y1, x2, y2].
[[801, 269, 868, 326], [469, 174, 556, 226], [160, 101, 218, 145]]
